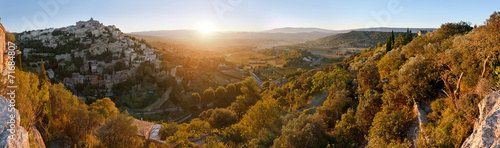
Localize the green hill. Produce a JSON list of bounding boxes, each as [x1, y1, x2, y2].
[[305, 31, 416, 48]]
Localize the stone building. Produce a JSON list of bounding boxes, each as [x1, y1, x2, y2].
[[0, 18, 6, 73]]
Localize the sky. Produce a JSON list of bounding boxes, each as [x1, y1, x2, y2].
[[0, 0, 499, 33]]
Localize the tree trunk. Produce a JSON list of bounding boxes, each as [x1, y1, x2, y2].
[[482, 55, 491, 78]]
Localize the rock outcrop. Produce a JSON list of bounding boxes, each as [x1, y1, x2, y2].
[[31, 126, 46, 148], [462, 91, 500, 148], [0, 95, 29, 148]]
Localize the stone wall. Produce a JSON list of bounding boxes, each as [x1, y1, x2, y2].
[[0, 18, 5, 74]]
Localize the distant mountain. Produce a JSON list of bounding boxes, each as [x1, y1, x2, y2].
[[262, 27, 437, 34], [262, 27, 344, 33], [128, 27, 437, 50], [300, 31, 417, 48], [351, 27, 437, 33]]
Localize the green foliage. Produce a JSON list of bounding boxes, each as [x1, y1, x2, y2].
[[312, 31, 410, 48], [355, 89, 382, 134], [199, 108, 238, 129], [238, 98, 283, 141], [191, 92, 201, 105], [332, 108, 362, 148], [215, 86, 227, 105], [398, 55, 439, 102], [89, 97, 119, 120], [357, 62, 380, 91], [367, 105, 413, 147], [377, 49, 406, 78], [205, 135, 225, 148], [230, 77, 262, 118], [203, 87, 215, 103], [97, 111, 142, 148], [417, 94, 480, 148], [317, 89, 352, 128], [159, 122, 179, 140], [165, 118, 211, 144], [311, 66, 349, 92], [273, 114, 327, 148], [5, 32, 16, 42]]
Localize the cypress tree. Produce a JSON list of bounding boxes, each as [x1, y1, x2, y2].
[[386, 37, 392, 51], [17, 55, 22, 69], [391, 30, 395, 46], [38, 59, 49, 85]]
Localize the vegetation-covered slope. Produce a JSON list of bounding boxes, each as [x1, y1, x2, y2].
[[305, 31, 414, 48]]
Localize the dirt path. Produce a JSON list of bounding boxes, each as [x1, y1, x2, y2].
[[138, 86, 173, 112], [407, 102, 431, 147]]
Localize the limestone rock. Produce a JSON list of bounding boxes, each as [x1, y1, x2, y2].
[[462, 91, 500, 148], [31, 126, 46, 148], [0, 95, 29, 148]]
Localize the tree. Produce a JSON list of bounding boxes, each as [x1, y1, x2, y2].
[[199, 108, 238, 129], [405, 28, 413, 43], [377, 50, 406, 78], [273, 114, 327, 148], [238, 98, 283, 140], [332, 108, 362, 147], [66, 104, 101, 146], [391, 30, 395, 46], [205, 135, 225, 148], [367, 105, 412, 147], [17, 55, 22, 69], [38, 59, 49, 84], [317, 89, 352, 128], [311, 67, 349, 93], [357, 63, 380, 91], [215, 86, 227, 104], [398, 55, 438, 103], [355, 90, 382, 134], [159, 122, 179, 140], [386, 37, 392, 51], [191, 92, 201, 105], [226, 83, 237, 96], [203, 87, 215, 103], [90, 98, 119, 121], [88, 62, 92, 74], [240, 77, 261, 100], [97, 111, 142, 148], [5, 32, 16, 42]]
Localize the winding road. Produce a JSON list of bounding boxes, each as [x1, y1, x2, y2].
[[249, 70, 264, 87]]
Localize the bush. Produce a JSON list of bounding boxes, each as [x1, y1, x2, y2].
[[272, 114, 327, 148]]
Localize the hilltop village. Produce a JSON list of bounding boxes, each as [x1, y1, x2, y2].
[[18, 18, 165, 99]]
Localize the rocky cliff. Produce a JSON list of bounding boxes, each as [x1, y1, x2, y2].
[[0, 95, 29, 148], [462, 91, 500, 148]]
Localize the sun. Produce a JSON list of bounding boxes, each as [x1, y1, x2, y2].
[[198, 22, 216, 34]]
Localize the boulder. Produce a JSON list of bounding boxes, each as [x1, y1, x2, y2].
[[0, 95, 29, 148], [462, 91, 500, 148], [31, 126, 46, 148]]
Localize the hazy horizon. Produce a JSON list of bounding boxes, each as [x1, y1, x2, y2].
[[1, 0, 499, 33]]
